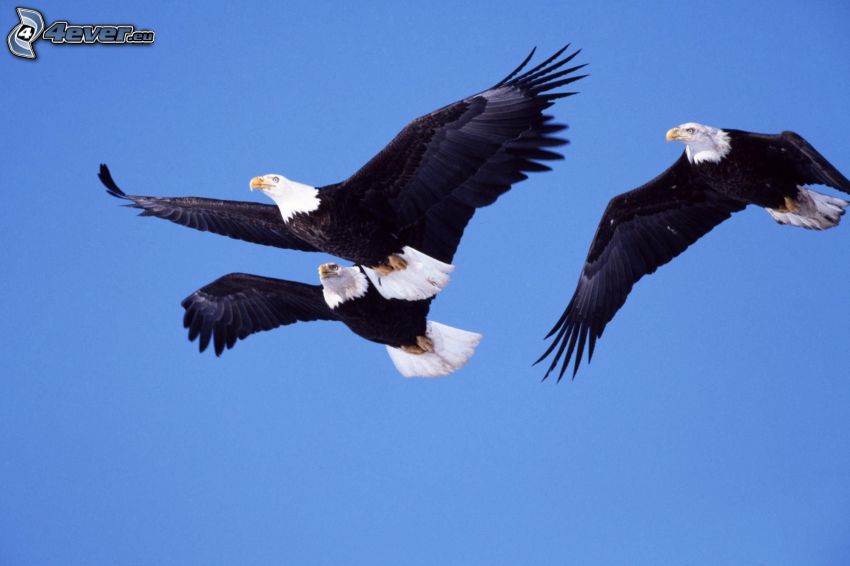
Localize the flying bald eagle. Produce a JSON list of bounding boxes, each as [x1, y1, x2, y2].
[[182, 265, 481, 377], [101, 44, 585, 301], [538, 122, 850, 380]]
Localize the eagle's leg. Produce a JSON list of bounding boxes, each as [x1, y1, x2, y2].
[[388, 254, 408, 270], [781, 196, 801, 213], [400, 336, 434, 355], [372, 254, 409, 275]]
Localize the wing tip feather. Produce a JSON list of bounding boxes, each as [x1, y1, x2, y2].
[[99, 163, 129, 199]]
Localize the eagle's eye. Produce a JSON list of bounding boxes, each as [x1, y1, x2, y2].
[[686, 128, 695, 134], [272, 176, 280, 183]]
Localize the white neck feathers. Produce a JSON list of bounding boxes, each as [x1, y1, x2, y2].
[[686, 128, 731, 165], [267, 179, 320, 222], [321, 267, 369, 309]]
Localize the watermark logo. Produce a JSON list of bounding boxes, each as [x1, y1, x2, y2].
[[7, 7, 44, 59], [7, 7, 155, 60]]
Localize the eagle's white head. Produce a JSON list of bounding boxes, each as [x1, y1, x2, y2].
[[318, 263, 369, 309], [666, 122, 731, 165], [250, 173, 320, 222]]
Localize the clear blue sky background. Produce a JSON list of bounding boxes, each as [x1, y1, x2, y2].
[[2, 1, 849, 564]]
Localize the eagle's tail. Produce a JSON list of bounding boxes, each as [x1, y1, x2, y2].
[[386, 321, 482, 378], [362, 246, 454, 301], [766, 187, 848, 230]]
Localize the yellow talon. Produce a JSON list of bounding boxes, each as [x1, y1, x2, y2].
[[372, 254, 408, 275], [400, 336, 433, 355], [783, 196, 801, 213], [388, 254, 408, 271]]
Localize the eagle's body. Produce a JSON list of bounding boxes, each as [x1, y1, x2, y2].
[[281, 193, 394, 265], [102, 45, 586, 301], [331, 278, 430, 347], [686, 130, 823, 208], [539, 122, 850, 380], [277, 183, 425, 266]]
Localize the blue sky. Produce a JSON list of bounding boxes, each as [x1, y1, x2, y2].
[[3, 1, 850, 564]]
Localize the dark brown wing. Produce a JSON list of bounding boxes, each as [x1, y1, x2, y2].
[[776, 132, 850, 194], [536, 155, 747, 381], [336, 45, 586, 234], [100, 165, 318, 252], [408, 112, 571, 263], [181, 273, 338, 356]]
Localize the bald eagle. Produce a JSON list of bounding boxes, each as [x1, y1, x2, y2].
[[182, 265, 481, 377], [101, 45, 585, 301], [538, 122, 850, 380]]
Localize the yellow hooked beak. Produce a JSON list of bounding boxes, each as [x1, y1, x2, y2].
[[318, 263, 340, 279], [666, 127, 682, 142], [250, 176, 273, 191]]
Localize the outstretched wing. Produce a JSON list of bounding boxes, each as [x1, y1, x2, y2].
[[537, 155, 746, 381], [100, 165, 318, 252], [406, 111, 571, 263], [337, 45, 586, 234], [181, 273, 338, 356], [776, 132, 850, 194]]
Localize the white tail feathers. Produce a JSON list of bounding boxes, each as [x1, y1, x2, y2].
[[766, 188, 848, 230], [386, 321, 482, 378], [363, 246, 454, 301]]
